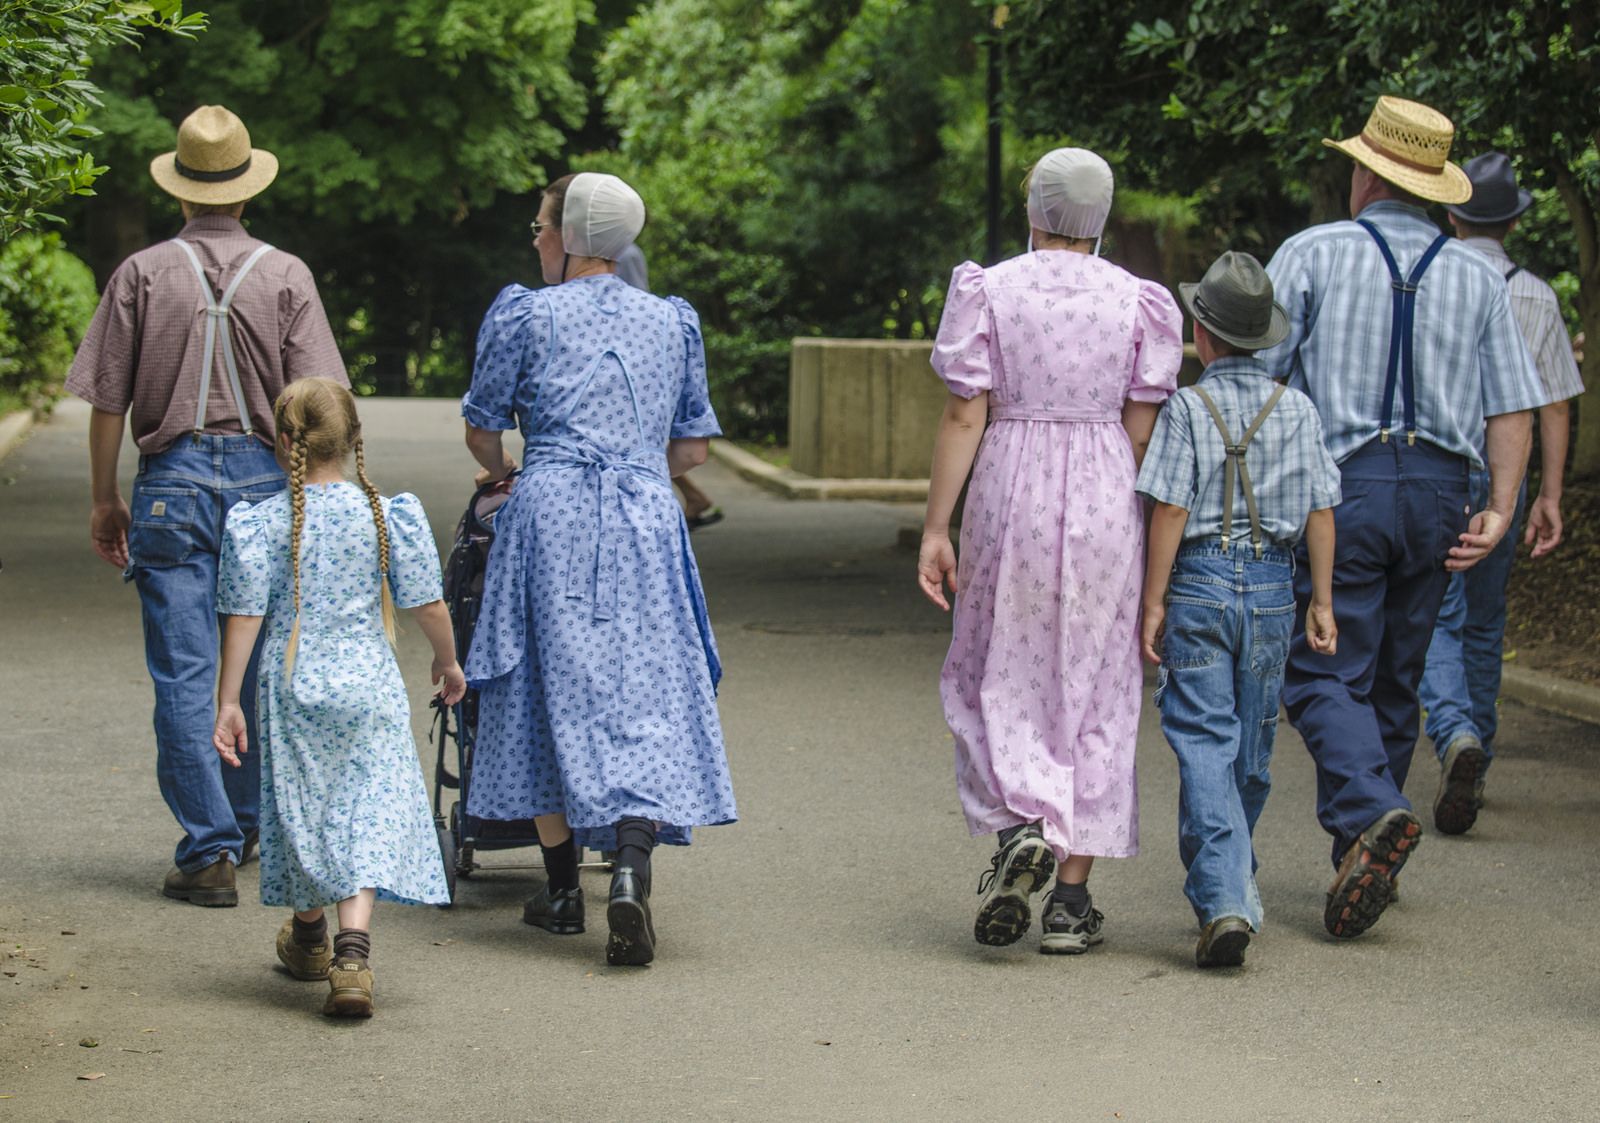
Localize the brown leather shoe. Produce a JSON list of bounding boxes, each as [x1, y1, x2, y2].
[[322, 957, 374, 1018], [162, 856, 237, 907], [276, 919, 332, 980], [240, 829, 260, 866]]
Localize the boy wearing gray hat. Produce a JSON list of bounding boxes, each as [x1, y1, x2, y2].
[[1135, 252, 1342, 968]]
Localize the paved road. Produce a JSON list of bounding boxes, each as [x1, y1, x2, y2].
[[2, 399, 1597, 1121]]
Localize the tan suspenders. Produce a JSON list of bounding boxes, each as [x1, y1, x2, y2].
[[1191, 384, 1286, 558], [172, 239, 274, 438]]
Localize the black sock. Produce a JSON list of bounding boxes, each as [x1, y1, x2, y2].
[[540, 837, 580, 893], [333, 928, 371, 963], [1052, 881, 1091, 916], [614, 817, 657, 894], [292, 914, 327, 949], [997, 823, 1026, 847]]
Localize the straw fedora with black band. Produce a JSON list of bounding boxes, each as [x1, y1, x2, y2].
[[1321, 95, 1472, 206], [149, 105, 279, 206], [1179, 252, 1289, 352], [1445, 152, 1534, 226]]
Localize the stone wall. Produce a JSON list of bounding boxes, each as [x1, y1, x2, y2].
[[788, 338, 944, 480]]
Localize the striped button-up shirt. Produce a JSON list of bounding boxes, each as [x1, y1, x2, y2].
[[1459, 236, 1584, 407], [1257, 202, 1544, 467], [1136, 356, 1342, 548]]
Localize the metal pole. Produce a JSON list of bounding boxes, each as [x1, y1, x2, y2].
[[985, 8, 1006, 265]]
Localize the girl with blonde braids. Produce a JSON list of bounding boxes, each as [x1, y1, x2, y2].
[[212, 377, 465, 1019]]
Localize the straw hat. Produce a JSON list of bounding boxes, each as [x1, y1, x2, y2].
[[148, 105, 278, 205], [1321, 96, 1471, 205]]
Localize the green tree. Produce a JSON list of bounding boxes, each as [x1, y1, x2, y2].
[[0, 0, 204, 240], [1001, 0, 1600, 474], [66, 0, 596, 393]]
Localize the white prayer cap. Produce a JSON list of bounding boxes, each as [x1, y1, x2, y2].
[[561, 172, 646, 260], [1026, 148, 1114, 240]]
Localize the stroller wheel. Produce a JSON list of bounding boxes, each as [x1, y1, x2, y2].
[[450, 802, 474, 879], [436, 823, 458, 908]]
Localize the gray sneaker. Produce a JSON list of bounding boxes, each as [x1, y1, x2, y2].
[[1039, 897, 1104, 955], [1434, 734, 1486, 836], [974, 826, 1056, 947]]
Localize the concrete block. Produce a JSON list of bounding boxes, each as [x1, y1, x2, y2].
[[788, 339, 943, 480]]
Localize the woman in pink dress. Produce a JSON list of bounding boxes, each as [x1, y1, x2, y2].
[[918, 148, 1183, 954]]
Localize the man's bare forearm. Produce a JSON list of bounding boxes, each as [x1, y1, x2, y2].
[[90, 408, 126, 504], [1482, 410, 1532, 518], [1537, 400, 1569, 499]]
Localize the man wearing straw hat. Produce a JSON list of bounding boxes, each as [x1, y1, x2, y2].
[[67, 105, 346, 907], [1257, 97, 1543, 940]]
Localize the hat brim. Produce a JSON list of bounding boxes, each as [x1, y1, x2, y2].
[[149, 148, 278, 205], [1179, 282, 1290, 352], [1322, 135, 1472, 206], [1444, 187, 1534, 225]]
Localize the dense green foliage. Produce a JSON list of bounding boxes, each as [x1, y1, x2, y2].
[[0, 0, 204, 240], [0, 234, 97, 412]]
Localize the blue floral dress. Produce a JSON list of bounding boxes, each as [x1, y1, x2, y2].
[[219, 485, 450, 910], [460, 275, 736, 851]]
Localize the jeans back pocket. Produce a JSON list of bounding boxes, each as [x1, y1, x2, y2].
[[1163, 594, 1229, 670], [129, 484, 200, 567]]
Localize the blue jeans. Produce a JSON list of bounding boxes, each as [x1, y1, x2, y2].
[[125, 435, 283, 872], [1417, 470, 1527, 768], [1154, 543, 1297, 931], [1282, 439, 1470, 864]]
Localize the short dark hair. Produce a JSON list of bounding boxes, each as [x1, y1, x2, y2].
[[1195, 319, 1255, 359]]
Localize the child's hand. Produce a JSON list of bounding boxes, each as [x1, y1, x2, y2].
[[1141, 602, 1165, 665], [433, 658, 467, 705], [213, 702, 248, 768], [917, 532, 959, 611], [1306, 599, 1338, 655]]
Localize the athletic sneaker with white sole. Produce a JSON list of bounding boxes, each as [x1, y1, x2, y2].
[[974, 826, 1057, 946], [1039, 898, 1105, 955]]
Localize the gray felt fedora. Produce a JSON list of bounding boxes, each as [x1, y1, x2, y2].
[[1178, 251, 1288, 352], [1445, 152, 1533, 226]]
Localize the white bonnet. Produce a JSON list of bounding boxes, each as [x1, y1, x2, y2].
[[1026, 148, 1114, 240], [561, 172, 646, 260]]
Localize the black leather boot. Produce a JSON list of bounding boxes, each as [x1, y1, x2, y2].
[[523, 882, 585, 934], [605, 866, 655, 966]]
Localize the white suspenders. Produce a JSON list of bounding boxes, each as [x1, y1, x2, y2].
[[171, 239, 274, 438]]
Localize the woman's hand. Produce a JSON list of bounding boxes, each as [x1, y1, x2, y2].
[[433, 658, 468, 705], [213, 701, 248, 768], [917, 531, 959, 611]]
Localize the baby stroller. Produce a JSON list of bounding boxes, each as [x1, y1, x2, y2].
[[430, 471, 608, 904]]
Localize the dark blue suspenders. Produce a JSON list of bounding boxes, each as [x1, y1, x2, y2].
[[1504, 264, 1523, 283], [1357, 220, 1449, 446]]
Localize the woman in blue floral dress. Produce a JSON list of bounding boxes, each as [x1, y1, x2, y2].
[[214, 378, 466, 1017], [462, 173, 736, 967]]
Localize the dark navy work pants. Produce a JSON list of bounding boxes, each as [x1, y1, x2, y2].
[[1283, 438, 1471, 865]]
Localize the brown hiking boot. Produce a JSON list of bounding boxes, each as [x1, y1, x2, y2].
[[275, 919, 332, 981], [161, 856, 237, 907], [322, 957, 374, 1018], [1324, 809, 1422, 939]]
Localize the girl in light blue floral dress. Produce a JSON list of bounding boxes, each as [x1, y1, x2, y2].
[[212, 378, 465, 1018]]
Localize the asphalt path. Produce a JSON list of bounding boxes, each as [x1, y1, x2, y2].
[[2, 398, 1597, 1121]]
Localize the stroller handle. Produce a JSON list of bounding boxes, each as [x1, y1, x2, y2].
[[468, 468, 521, 537]]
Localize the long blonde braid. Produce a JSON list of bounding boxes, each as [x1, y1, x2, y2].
[[283, 428, 309, 678], [353, 432, 398, 645], [272, 377, 398, 680]]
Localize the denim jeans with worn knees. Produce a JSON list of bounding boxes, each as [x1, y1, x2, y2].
[[1154, 543, 1296, 932], [124, 434, 283, 872]]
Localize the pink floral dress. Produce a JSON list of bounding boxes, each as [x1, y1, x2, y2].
[[932, 250, 1183, 859]]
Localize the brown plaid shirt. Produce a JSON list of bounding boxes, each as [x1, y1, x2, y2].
[[66, 215, 347, 454]]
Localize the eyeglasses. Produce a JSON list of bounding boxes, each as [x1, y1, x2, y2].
[[529, 219, 551, 239]]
